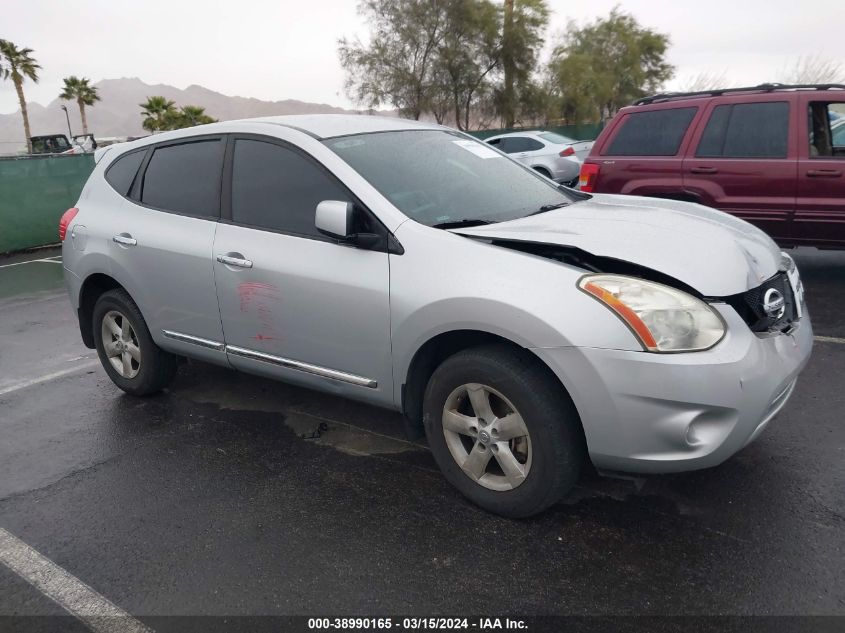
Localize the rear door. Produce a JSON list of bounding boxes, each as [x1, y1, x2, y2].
[[683, 98, 797, 241], [795, 96, 845, 246], [109, 136, 227, 364]]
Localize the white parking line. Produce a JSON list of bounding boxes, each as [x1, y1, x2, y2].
[[0, 362, 99, 397], [814, 335, 845, 345], [0, 527, 153, 633], [0, 258, 63, 269]]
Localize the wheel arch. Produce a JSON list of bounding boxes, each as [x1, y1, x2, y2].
[[77, 273, 127, 348], [401, 329, 583, 439]]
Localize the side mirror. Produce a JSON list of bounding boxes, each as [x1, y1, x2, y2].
[[315, 200, 354, 240]]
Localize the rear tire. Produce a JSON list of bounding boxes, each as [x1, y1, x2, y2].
[[423, 345, 585, 518], [92, 289, 178, 396], [533, 166, 552, 179]]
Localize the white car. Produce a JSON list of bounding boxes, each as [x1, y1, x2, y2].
[[485, 131, 593, 184]]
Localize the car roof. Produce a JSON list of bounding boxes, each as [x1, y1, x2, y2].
[[245, 114, 443, 139], [96, 115, 449, 164], [486, 131, 544, 140], [108, 115, 447, 157]]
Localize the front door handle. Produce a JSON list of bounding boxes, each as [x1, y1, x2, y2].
[[112, 234, 137, 246], [216, 254, 253, 269], [807, 169, 842, 178], [690, 166, 718, 174]]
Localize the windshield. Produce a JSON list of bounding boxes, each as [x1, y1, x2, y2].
[[538, 132, 575, 144], [324, 130, 575, 227]]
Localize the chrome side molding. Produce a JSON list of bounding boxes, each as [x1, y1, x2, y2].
[[161, 330, 225, 352], [225, 345, 378, 388]]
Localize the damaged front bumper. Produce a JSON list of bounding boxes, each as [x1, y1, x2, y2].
[[532, 303, 813, 474]]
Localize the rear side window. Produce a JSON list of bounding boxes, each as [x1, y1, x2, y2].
[[230, 139, 351, 238], [140, 140, 224, 216], [500, 137, 544, 153], [696, 102, 789, 158], [105, 150, 145, 196], [603, 107, 697, 156]]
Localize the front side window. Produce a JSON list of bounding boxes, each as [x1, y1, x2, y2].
[[141, 140, 224, 216], [324, 130, 575, 227], [230, 139, 351, 237], [696, 102, 789, 158], [808, 102, 845, 157], [603, 107, 697, 156]]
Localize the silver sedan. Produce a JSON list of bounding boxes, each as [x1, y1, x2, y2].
[[485, 130, 593, 184]]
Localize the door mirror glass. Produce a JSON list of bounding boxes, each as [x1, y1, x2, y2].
[[315, 200, 354, 239]]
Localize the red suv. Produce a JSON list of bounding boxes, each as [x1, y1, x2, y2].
[[579, 84, 845, 248]]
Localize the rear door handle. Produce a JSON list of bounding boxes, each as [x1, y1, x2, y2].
[[112, 234, 137, 246], [807, 169, 842, 177], [690, 166, 718, 174], [216, 254, 253, 269]]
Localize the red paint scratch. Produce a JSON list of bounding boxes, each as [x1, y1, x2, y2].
[[237, 281, 283, 344]]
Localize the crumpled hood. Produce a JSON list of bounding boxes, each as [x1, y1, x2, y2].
[[451, 194, 782, 296]]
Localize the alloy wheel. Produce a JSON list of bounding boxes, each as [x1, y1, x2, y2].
[[101, 310, 141, 379], [441, 383, 532, 491]]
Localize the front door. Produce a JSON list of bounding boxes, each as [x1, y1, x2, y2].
[[795, 97, 845, 247], [212, 135, 393, 405]]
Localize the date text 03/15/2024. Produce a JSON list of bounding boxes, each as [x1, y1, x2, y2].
[[307, 618, 528, 630]]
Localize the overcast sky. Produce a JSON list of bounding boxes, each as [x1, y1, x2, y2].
[[2, 0, 843, 114]]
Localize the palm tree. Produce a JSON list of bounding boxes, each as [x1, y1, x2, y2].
[[178, 105, 215, 127], [139, 96, 176, 132], [0, 40, 41, 153], [59, 76, 100, 136]]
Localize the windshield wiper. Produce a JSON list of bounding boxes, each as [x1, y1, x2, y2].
[[432, 219, 493, 229], [530, 201, 570, 215]]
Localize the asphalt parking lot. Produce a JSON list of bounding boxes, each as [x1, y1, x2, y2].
[[0, 246, 843, 630]]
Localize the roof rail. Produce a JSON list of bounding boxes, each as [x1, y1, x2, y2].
[[633, 83, 845, 106]]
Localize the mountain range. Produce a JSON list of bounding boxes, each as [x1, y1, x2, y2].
[[0, 77, 389, 153]]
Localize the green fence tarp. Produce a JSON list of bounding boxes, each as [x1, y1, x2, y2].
[[467, 122, 604, 141], [0, 154, 95, 254]]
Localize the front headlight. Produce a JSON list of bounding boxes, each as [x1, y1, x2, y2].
[[578, 274, 726, 352]]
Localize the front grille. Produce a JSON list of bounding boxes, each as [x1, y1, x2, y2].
[[722, 272, 797, 333]]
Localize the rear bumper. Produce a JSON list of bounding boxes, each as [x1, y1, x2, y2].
[[533, 304, 813, 473], [550, 157, 581, 183]]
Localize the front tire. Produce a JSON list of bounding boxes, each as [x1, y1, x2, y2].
[[423, 345, 585, 518], [93, 289, 178, 396]]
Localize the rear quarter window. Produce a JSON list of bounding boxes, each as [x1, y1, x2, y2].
[[104, 150, 145, 196], [603, 107, 698, 156]]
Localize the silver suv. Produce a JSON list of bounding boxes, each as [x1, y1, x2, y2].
[[61, 115, 813, 517]]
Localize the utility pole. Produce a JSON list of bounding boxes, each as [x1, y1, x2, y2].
[[60, 105, 73, 139], [502, 0, 515, 128]]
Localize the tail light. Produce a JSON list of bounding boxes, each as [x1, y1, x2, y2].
[[59, 207, 79, 241], [579, 163, 600, 192], [559, 147, 575, 157]]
